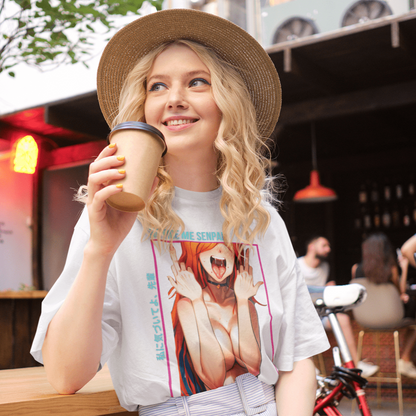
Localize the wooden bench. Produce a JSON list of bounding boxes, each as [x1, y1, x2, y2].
[[0, 364, 132, 415]]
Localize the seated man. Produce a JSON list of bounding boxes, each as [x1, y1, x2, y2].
[[298, 235, 379, 378]]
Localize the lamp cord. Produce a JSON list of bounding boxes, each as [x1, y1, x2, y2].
[[311, 122, 318, 171]]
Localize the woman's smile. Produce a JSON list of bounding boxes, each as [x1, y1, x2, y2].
[[163, 116, 199, 131]]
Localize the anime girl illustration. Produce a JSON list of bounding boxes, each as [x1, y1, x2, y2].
[[167, 241, 264, 396]]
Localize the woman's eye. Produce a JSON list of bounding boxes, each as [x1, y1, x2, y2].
[[190, 78, 210, 87], [149, 82, 167, 92]]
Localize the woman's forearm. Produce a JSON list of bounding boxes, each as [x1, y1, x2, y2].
[[275, 358, 316, 416], [42, 242, 113, 394], [191, 298, 226, 388], [400, 263, 408, 295], [236, 299, 261, 374]]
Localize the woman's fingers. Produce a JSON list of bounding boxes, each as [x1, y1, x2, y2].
[[92, 143, 118, 163], [244, 248, 250, 272], [169, 246, 181, 276], [87, 144, 126, 204], [169, 245, 178, 261], [171, 264, 178, 278], [87, 170, 125, 208], [88, 183, 123, 212], [167, 275, 177, 289]]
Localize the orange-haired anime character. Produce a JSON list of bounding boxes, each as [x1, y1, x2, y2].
[[168, 241, 264, 396]]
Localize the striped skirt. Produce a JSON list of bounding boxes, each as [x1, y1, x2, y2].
[[139, 373, 277, 416]]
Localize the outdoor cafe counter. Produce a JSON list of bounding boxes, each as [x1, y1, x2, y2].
[[0, 364, 131, 415]]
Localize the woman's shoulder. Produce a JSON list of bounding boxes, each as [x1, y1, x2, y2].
[[261, 199, 286, 231]]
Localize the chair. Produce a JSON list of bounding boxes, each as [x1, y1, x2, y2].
[[313, 353, 327, 376], [351, 277, 416, 416]]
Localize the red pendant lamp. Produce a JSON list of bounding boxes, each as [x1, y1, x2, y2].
[[293, 123, 337, 203]]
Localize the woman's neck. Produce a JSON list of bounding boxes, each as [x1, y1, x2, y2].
[[165, 153, 219, 192]]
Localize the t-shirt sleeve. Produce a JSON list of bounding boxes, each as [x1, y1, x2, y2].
[[30, 208, 122, 369], [270, 213, 330, 371], [273, 261, 330, 371]]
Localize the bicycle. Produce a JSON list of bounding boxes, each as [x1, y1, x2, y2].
[[310, 284, 373, 416]]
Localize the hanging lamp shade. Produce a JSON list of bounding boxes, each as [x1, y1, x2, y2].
[[293, 170, 337, 202], [293, 123, 337, 203]]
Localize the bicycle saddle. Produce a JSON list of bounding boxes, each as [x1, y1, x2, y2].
[[309, 283, 367, 310]]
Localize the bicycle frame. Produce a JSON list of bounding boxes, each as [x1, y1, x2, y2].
[[314, 310, 372, 416]]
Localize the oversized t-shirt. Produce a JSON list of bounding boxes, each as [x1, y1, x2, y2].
[[31, 187, 329, 412], [297, 256, 329, 287]]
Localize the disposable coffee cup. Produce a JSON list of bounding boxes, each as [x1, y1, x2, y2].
[[106, 122, 166, 212]]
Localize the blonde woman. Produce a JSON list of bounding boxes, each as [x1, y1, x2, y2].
[[31, 9, 329, 416]]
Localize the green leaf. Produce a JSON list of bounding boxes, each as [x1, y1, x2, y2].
[[14, 0, 31, 10], [2, 0, 166, 77], [9, 71, 16, 77]]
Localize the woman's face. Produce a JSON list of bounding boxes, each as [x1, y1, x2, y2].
[[144, 44, 222, 160], [199, 244, 234, 283]]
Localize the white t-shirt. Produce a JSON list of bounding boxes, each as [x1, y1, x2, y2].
[[297, 256, 329, 287], [31, 187, 329, 411]]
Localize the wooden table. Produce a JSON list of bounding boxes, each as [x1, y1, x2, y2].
[[0, 291, 48, 299], [0, 291, 48, 369], [0, 364, 131, 415]]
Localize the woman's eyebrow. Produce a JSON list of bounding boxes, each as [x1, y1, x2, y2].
[[148, 70, 211, 84], [186, 70, 211, 78]]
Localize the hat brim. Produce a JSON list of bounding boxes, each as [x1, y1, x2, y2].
[[97, 8, 281, 138]]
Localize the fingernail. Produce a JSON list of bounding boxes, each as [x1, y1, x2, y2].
[[118, 169, 126, 174], [117, 156, 125, 161], [108, 143, 116, 148], [116, 184, 123, 189]]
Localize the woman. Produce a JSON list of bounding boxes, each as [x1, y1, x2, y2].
[[352, 232, 416, 379], [31, 9, 329, 415]]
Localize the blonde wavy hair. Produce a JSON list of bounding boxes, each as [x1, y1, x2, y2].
[[100, 40, 279, 246]]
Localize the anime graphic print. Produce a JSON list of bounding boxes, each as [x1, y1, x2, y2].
[[167, 241, 264, 396]]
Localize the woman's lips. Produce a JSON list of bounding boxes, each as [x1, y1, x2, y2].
[[163, 118, 198, 131]]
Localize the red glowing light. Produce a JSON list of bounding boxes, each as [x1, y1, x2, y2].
[[13, 135, 39, 174]]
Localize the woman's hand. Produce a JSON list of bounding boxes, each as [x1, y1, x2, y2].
[[167, 245, 203, 301], [86, 143, 157, 256], [234, 248, 263, 301], [400, 292, 410, 304]]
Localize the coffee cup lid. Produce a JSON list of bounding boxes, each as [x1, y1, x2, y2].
[[108, 121, 167, 156]]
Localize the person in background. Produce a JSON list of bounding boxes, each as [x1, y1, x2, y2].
[[299, 236, 379, 378], [352, 232, 416, 378]]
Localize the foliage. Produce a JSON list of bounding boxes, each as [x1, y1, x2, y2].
[[0, 0, 163, 77], [19, 282, 36, 291]]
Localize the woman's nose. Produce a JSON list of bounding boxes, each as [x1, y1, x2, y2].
[[167, 87, 188, 109]]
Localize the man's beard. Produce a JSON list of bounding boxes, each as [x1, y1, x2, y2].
[[316, 254, 328, 262]]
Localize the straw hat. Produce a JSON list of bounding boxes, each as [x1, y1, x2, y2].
[[97, 8, 281, 138]]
